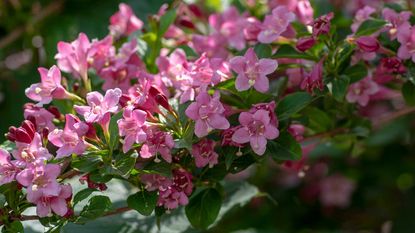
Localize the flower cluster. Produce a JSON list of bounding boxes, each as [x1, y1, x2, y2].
[[0, 0, 413, 231]]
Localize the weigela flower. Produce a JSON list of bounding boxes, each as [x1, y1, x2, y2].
[[141, 174, 173, 192], [17, 163, 61, 198], [192, 34, 228, 58], [209, 6, 247, 50], [346, 77, 379, 106], [88, 36, 115, 71], [382, 8, 411, 40], [27, 183, 72, 217], [258, 6, 295, 44], [185, 89, 230, 137], [244, 17, 262, 41], [158, 186, 189, 210], [140, 126, 174, 163], [109, 3, 143, 37], [0, 148, 20, 185], [75, 88, 122, 125], [13, 133, 52, 165], [191, 138, 219, 168], [23, 104, 56, 131], [288, 124, 305, 141], [118, 108, 147, 153], [173, 169, 193, 196], [397, 24, 415, 62], [249, 101, 278, 127], [25, 66, 71, 105], [221, 126, 245, 147], [295, 0, 314, 24], [300, 58, 324, 93], [355, 36, 380, 52], [312, 12, 334, 37], [48, 114, 89, 158], [296, 37, 316, 52], [229, 48, 278, 93], [232, 109, 279, 155], [55, 33, 91, 80], [7, 120, 36, 144], [351, 6, 376, 33]]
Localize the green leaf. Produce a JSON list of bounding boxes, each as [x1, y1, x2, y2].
[[272, 44, 317, 61], [276, 92, 312, 120], [143, 160, 172, 177], [0, 141, 15, 152], [0, 193, 5, 208], [305, 107, 334, 133], [402, 81, 415, 106], [254, 43, 272, 58], [127, 190, 158, 216], [4, 221, 23, 233], [159, 9, 177, 36], [266, 132, 302, 161], [73, 188, 98, 206], [344, 63, 368, 83], [78, 195, 112, 222], [229, 153, 257, 174], [332, 75, 350, 101], [355, 19, 387, 36], [106, 154, 136, 178], [108, 111, 123, 154], [71, 153, 103, 173], [185, 188, 222, 230]]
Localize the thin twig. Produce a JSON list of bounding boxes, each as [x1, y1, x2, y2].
[[373, 107, 415, 129]]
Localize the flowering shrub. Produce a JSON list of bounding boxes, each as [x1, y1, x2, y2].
[[1, 0, 415, 232]]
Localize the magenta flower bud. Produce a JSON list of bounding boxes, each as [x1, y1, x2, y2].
[[178, 18, 196, 29], [47, 106, 61, 119], [296, 37, 316, 52], [312, 12, 334, 37], [7, 120, 36, 144], [356, 36, 380, 52], [188, 4, 203, 18]]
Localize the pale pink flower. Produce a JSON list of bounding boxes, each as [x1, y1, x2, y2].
[[346, 77, 379, 106], [88, 36, 115, 71], [244, 17, 262, 41], [27, 184, 72, 217], [351, 6, 376, 33], [55, 33, 90, 80], [300, 58, 324, 93], [75, 88, 122, 125], [140, 127, 174, 163], [320, 174, 355, 208], [158, 187, 189, 210], [397, 24, 415, 62], [232, 109, 279, 155], [17, 163, 61, 199], [109, 3, 143, 37], [209, 6, 247, 50], [192, 34, 228, 58], [25, 66, 70, 105], [48, 114, 89, 158], [258, 6, 295, 44], [141, 174, 173, 191], [191, 139, 219, 168], [383, 8, 411, 40], [295, 0, 314, 24], [23, 104, 56, 131], [229, 48, 278, 93], [185, 89, 230, 137], [0, 148, 20, 185], [249, 101, 278, 126], [118, 108, 147, 153], [13, 133, 52, 165]]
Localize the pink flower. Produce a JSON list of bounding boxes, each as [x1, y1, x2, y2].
[[296, 37, 316, 52], [351, 6, 376, 33], [300, 58, 324, 93], [48, 114, 89, 158], [346, 77, 379, 106], [192, 34, 228, 58], [0, 149, 20, 185], [75, 88, 122, 125], [209, 6, 247, 50], [17, 163, 61, 198], [55, 33, 91, 80], [288, 124, 305, 141], [173, 169, 193, 196], [118, 108, 147, 153], [229, 48, 278, 93], [320, 174, 355, 208], [27, 184, 72, 217], [191, 139, 219, 168], [13, 133, 52, 165], [249, 101, 278, 126], [244, 17, 262, 41], [158, 187, 189, 210], [88, 36, 115, 71], [312, 12, 334, 37], [258, 6, 295, 44], [141, 174, 173, 191], [109, 3, 143, 37], [397, 24, 415, 62], [355, 36, 380, 52], [221, 126, 245, 147], [25, 66, 71, 105], [185, 89, 230, 137], [383, 8, 411, 40], [232, 109, 279, 155], [140, 127, 174, 163], [295, 0, 314, 24], [23, 104, 56, 131]]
